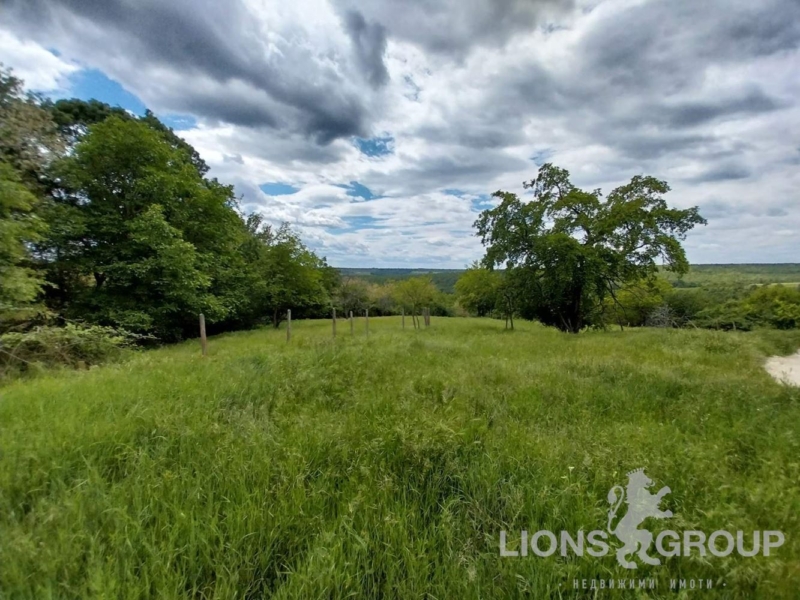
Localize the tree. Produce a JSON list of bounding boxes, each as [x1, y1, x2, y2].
[[239, 217, 330, 328], [336, 277, 371, 315], [0, 66, 63, 185], [44, 116, 243, 340], [48, 98, 130, 148], [455, 264, 499, 317], [0, 161, 45, 314], [0, 66, 60, 327], [393, 276, 437, 328], [495, 270, 521, 330], [368, 282, 396, 315], [601, 277, 672, 329], [696, 284, 800, 331], [475, 164, 706, 333]]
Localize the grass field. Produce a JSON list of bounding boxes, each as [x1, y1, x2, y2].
[[2, 318, 800, 598]]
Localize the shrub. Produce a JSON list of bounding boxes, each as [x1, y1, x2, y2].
[[694, 285, 800, 331], [0, 323, 138, 376]]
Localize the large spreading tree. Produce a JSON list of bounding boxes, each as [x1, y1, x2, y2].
[[475, 164, 706, 333]]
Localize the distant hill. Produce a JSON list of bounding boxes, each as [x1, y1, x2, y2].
[[338, 268, 464, 293], [338, 264, 800, 294]]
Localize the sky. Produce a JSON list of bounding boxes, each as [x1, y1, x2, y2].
[[1, 0, 798, 268]]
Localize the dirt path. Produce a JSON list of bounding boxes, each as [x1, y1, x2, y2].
[[765, 351, 800, 386]]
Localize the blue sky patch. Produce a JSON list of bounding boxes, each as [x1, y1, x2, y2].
[[51, 68, 198, 131], [353, 135, 394, 157], [336, 181, 377, 200], [63, 69, 147, 115], [160, 114, 198, 131], [470, 194, 495, 211], [260, 182, 300, 196]]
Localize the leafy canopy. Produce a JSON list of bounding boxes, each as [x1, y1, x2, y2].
[[475, 164, 706, 332]]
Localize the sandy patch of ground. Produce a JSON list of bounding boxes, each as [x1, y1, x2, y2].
[[765, 351, 800, 386]]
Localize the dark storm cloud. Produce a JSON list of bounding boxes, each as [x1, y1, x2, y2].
[[580, 0, 800, 89], [689, 162, 752, 183], [480, 0, 800, 173], [344, 10, 389, 88], [2, 0, 373, 142], [660, 89, 782, 129], [332, 0, 575, 57], [363, 150, 531, 196]]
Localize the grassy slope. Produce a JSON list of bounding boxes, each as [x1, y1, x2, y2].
[[1, 318, 800, 599]]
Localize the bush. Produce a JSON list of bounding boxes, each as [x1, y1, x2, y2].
[[663, 288, 713, 326], [0, 323, 138, 376], [694, 285, 800, 331]]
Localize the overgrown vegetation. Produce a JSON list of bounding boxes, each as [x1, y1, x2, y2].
[[1, 318, 799, 597], [0, 322, 137, 376]]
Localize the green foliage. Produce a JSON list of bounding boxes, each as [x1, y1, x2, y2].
[[664, 263, 800, 288], [392, 276, 439, 327], [339, 268, 462, 293], [0, 70, 345, 349], [0, 66, 63, 184], [42, 116, 237, 340], [366, 281, 396, 315], [1, 319, 799, 597], [0, 322, 136, 376], [663, 288, 714, 326], [336, 277, 371, 314], [696, 284, 800, 331], [455, 265, 500, 317], [0, 161, 45, 312], [236, 217, 331, 328], [475, 164, 706, 332], [48, 97, 131, 147], [601, 277, 673, 328]]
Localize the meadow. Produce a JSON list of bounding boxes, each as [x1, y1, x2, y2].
[[2, 317, 800, 598]]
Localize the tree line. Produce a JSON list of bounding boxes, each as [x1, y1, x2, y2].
[[0, 66, 337, 350]]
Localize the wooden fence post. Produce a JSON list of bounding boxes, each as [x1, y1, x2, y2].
[[349, 311, 354, 335], [402, 308, 405, 329], [365, 308, 369, 336], [332, 308, 337, 338], [199, 313, 207, 356], [286, 309, 291, 342]]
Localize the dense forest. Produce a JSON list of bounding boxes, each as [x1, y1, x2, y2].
[[1, 66, 342, 368]]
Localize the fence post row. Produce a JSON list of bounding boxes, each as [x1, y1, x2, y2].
[[287, 309, 291, 342], [402, 308, 405, 329], [350, 311, 354, 335], [365, 308, 369, 336], [199, 313, 207, 356], [332, 307, 336, 338]]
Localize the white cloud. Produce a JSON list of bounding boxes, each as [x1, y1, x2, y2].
[[1, 0, 799, 266], [0, 29, 77, 91]]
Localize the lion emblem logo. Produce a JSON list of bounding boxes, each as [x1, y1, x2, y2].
[[607, 468, 673, 569]]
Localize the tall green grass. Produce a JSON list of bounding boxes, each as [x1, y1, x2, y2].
[[1, 318, 799, 598]]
